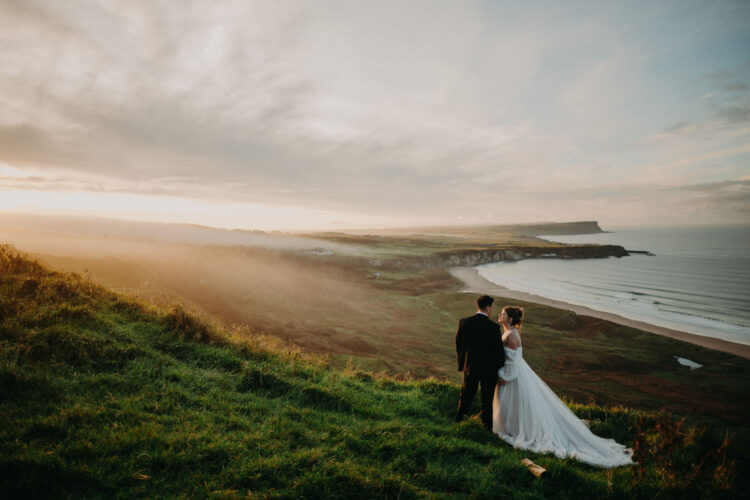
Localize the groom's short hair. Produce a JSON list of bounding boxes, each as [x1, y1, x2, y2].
[[477, 295, 494, 310]]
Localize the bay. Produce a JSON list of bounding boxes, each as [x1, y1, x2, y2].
[[477, 225, 750, 346]]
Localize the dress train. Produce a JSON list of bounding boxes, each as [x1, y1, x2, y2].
[[493, 346, 633, 468]]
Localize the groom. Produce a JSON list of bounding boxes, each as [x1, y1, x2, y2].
[[455, 295, 505, 431]]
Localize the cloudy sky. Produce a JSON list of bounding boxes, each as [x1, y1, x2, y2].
[[1, 0, 749, 230]]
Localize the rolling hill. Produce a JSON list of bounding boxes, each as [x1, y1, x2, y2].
[[0, 245, 743, 498]]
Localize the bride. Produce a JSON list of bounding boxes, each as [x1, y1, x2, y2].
[[492, 306, 633, 468]]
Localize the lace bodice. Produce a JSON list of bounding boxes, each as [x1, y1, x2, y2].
[[498, 346, 521, 381]]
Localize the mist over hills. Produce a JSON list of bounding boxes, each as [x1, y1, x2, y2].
[[0, 213, 368, 255], [0, 213, 606, 250]]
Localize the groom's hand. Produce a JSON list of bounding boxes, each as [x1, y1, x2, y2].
[[497, 377, 507, 386]]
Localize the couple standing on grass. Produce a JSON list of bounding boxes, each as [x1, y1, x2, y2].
[[455, 295, 633, 468]]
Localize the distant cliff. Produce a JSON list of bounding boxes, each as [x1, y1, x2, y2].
[[501, 221, 604, 236], [402, 244, 628, 269]]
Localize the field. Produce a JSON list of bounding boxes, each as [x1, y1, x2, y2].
[[16, 227, 748, 428], [0, 245, 744, 498]]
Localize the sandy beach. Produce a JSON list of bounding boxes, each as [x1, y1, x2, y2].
[[450, 266, 750, 360]]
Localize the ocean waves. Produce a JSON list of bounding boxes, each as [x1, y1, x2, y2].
[[477, 225, 750, 346]]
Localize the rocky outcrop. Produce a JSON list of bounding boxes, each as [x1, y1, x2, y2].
[[404, 244, 629, 269]]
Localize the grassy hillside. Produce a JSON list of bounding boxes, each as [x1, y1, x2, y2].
[[0, 246, 743, 498], [34, 242, 750, 427]]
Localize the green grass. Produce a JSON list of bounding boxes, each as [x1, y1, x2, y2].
[[0, 246, 744, 498], [298, 229, 565, 258]]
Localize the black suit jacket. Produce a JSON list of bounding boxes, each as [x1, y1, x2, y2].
[[455, 313, 505, 377]]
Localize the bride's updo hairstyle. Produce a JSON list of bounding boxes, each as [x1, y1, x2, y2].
[[503, 306, 524, 329]]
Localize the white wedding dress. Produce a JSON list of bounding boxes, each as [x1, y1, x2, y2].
[[492, 330, 633, 468]]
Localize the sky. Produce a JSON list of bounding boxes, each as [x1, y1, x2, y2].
[[1, 0, 749, 231]]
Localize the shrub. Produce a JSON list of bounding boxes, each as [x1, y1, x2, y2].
[[163, 304, 219, 343], [632, 411, 736, 494]]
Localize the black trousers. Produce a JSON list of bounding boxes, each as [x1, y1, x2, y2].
[[456, 370, 497, 430]]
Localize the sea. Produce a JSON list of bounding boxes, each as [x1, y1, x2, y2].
[[477, 225, 750, 346]]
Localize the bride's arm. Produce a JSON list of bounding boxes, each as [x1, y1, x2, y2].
[[504, 332, 521, 350], [498, 354, 518, 381]]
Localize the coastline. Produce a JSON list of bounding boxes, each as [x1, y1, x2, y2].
[[449, 266, 750, 360]]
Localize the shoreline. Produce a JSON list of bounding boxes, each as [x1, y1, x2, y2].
[[449, 266, 750, 360]]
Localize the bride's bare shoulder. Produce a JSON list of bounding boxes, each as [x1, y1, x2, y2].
[[503, 329, 522, 349]]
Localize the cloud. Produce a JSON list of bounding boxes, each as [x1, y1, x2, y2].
[[1, 1, 749, 226], [670, 180, 750, 214], [668, 178, 750, 194], [0, 0, 557, 214], [723, 83, 748, 93], [716, 103, 750, 124]]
